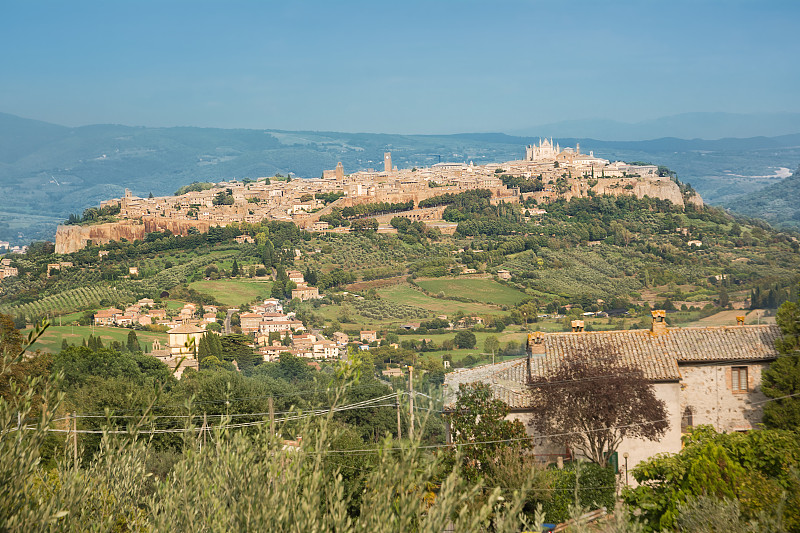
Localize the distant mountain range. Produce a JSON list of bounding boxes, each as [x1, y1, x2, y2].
[[509, 112, 800, 141], [0, 112, 798, 244]]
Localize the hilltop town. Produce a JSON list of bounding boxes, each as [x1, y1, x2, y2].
[[54, 141, 702, 254]]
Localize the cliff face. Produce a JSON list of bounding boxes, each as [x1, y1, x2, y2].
[[55, 221, 147, 254], [554, 176, 704, 208], [55, 218, 215, 254], [593, 177, 687, 206]]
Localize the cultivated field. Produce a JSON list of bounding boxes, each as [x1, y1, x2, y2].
[[377, 284, 497, 316], [32, 325, 169, 353], [188, 279, 274, 307], [414, 277, 528, 306]]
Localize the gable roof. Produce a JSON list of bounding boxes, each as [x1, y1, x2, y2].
[[444, 324, 782, 410], [168, 323, 206, 334]]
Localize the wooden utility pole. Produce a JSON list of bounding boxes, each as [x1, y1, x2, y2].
[[64, 412, 70, 458], [269, 396, 275, 435], [396, 392, 402, 440], [408, 366, 414, 440], [72, 412, 78, 471], [202, 412, 208, 451]]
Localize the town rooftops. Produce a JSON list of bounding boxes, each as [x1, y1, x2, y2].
[[95, 308, 123, 316], [444, 324, 782, 410]]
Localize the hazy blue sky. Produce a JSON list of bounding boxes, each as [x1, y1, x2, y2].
[[1, 0, 798, 134]]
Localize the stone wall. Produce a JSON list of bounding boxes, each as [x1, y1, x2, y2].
[[679, 362, 770, 432], [369, 205, 448, 224], [507, 382, 682, 485]]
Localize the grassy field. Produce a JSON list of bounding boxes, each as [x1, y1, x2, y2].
[[414, 278, 528, 306], [402, 329, 530, 362], [31, 325, 168, 353], [377, 284, 498, 316], [188, 279, 274, 307]]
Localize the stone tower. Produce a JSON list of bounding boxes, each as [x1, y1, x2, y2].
[[335, 162, 344, 181], [384, 152, 392, 173]]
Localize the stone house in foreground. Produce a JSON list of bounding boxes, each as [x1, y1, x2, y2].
[[444, 311, 781, 478]]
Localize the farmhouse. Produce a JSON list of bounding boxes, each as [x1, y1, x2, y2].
[[360, 330, 378, 343], [291, 284, 320, 301], [93, 307, 123, 326], [444, 311, 781, 475]]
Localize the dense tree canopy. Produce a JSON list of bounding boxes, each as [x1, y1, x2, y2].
[[624, 426, 800, 531], [762, 290, 800, 429], [446, 382, 531, 482]]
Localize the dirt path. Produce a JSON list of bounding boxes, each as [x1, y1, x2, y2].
[[692, 309, 775, 326]]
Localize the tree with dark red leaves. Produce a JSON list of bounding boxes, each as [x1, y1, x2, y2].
[[527, 347, 668, 467]]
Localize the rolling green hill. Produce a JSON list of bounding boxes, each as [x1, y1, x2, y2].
[[725, 165, 800, 230]]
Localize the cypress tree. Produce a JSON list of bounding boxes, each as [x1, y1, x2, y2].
[[126, 330, 140, 352], [213, 333, 223, 358], [197, 335, 210, 360]]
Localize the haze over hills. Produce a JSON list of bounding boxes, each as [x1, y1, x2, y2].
[[1, 112, 799, 244], [509, 112, 800, 141], [726, 165, 800, 230]]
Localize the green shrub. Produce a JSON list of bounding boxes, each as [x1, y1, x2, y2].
[[535, 462, 616, 524]]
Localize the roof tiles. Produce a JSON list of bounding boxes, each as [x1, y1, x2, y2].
[[444, 324, 781, 410]]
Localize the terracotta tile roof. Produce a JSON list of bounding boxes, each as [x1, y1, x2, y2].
[[167, 323, 206, 334], [444, 324, 782, 410]]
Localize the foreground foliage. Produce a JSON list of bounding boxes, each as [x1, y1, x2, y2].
[[0, 348, 546, 531], [623, 426, 800, 532]]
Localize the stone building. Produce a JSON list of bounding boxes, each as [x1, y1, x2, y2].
[[239, 312, 263, 335], [525, 138, 562, 161], [167, 323, 206, 355], [93, 308, 123, 326], [360, 330, 378, 343], [291, 284, 320, 301], [444, 312, 781, 476], [150, 339, 198, 379]]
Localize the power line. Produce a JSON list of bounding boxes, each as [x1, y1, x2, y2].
[[49, 382, 405, 417], [23, 397, 401, 435], [52, 392, 401, 422]]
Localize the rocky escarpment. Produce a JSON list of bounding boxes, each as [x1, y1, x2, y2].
[[55, 218, 215, 254], [526, 176, 703, 208]]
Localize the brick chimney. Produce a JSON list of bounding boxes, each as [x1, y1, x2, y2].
[[527, 332, 545, 355], [526, 332, 545, 383], [571, 320, 585, 332], [736, 316, 745, 326], [651, 310, 667, 335]]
